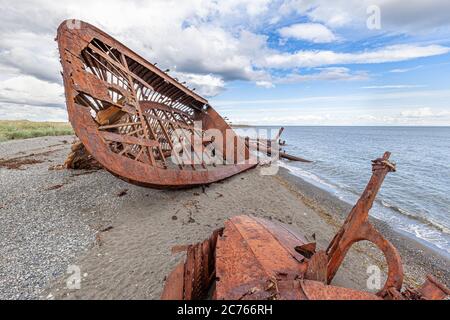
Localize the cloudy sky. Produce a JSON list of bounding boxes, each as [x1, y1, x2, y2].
[[1, 0, 450, 125]]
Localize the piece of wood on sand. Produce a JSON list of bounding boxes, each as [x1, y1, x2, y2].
[[64, 140, 103, 170], [246, 140, 313, 163]]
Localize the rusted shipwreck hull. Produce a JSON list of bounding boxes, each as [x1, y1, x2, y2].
[[57, 20, 255, 188], [162, 152, 449, 300]]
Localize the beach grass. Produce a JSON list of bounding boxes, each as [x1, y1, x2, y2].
[[0, 120, 73, 142]]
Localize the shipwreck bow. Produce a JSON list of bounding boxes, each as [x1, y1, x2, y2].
[[57, 20, 256, 188]]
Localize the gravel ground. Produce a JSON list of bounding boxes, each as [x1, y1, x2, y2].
[[0, 135, 135, 299]]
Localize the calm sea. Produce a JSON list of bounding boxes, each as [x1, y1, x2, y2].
[[242, 126, 450, 256]]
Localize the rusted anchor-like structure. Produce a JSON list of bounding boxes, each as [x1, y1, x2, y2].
[[326, 151, 403, 297], [162, 152, 449, 300], [57, 20, 255, 188]]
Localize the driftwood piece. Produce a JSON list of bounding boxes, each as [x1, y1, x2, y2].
[[246, 140, 312, 163], [95, 105, 125, 126], [280, 151, 312, 163]]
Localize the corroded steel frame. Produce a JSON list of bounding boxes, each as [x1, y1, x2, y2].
[[57, 20, 255, 188]]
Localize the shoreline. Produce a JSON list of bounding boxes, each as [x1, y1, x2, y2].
[[278, 161, 450, 260], [277, 165, 450, 288]]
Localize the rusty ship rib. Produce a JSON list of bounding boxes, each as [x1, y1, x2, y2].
[[162, 152, 449, 300], [57, 20, 256, 188]]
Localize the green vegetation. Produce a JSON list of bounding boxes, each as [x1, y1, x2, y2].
[[0, 120, 73, 142]]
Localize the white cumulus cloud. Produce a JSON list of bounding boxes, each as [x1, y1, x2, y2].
[[278, 23, 337, 43], [278, 67, 369, 83], [0, 76, 64, 108], [171, 72, 226, 97], [260, 44, 450, 69]]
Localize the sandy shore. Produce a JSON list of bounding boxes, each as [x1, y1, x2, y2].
[[0, 136, 448, 300]]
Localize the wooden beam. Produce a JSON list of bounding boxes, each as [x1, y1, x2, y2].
[[99, 131, 159, 148]]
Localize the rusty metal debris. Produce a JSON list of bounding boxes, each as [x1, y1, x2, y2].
[[57, 20, 255, 188], [162, 152, 449, 300]]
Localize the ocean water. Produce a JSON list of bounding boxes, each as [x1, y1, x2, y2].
[[247, 126, 450, 256]]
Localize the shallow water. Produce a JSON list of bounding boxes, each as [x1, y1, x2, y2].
[[242, 126, 450, 256]]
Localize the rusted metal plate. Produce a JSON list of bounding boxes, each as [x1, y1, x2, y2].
[[161, 262, 185, 300], [216, 216, 313, 300], [57, 20, 256, 188], [162, 229, 221, 300], [418, 275, 450, 300], [251, 216, 308, 263], [304, 251, 327, 282], [215, 218, 274, 300], [300, 280, 381, 300], [227, 216, 304, 276]]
